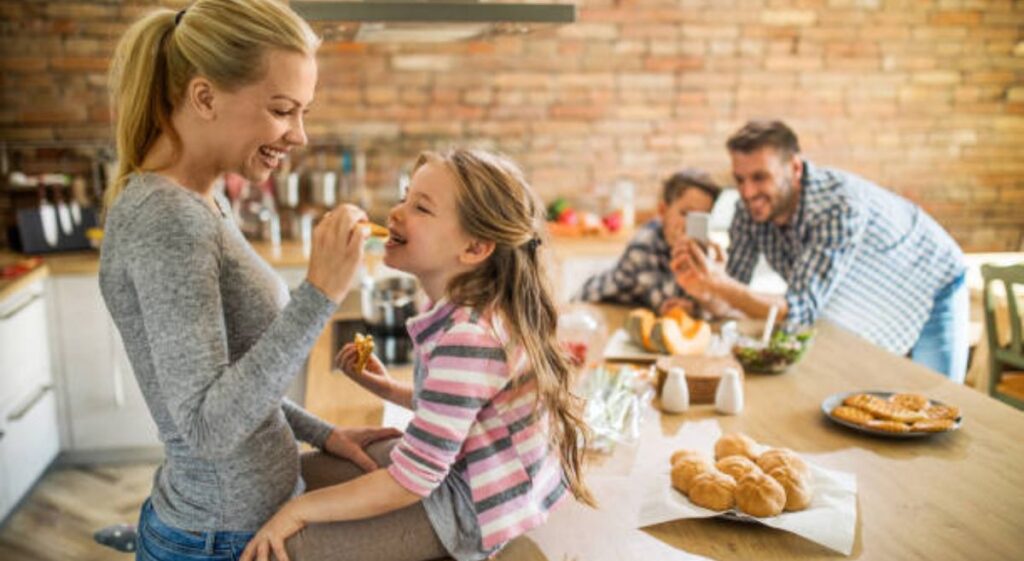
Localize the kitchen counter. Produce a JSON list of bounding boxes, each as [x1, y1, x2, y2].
[[0, 262, 49, 303], [0, 232, 631, 276]]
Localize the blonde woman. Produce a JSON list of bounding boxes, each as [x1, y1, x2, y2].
[[241, 149, 595, 561], [100, 2, 399, 560]]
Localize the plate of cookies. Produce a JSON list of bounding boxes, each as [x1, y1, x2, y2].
[[822, 391, 962, 438]]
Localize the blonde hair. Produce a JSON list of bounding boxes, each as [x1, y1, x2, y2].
[[416, 149, 596, 507], [106, 0, 319, 208]]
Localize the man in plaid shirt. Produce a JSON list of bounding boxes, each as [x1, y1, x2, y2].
[[576, 169, 721, 315], [674, 121, 967, 381]]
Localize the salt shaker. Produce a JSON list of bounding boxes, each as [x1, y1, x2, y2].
[[715, 368, 744, 415], [661, 367, 690, 413]]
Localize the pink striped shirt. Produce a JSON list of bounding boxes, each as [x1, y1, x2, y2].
[[388, 300, 568, 550]]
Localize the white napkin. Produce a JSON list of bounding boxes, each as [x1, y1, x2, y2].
[[516, 475, 714, 561], [632, 419, 858, 556]]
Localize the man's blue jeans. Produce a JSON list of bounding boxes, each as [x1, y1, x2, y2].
[[911, 272, 969, 383]]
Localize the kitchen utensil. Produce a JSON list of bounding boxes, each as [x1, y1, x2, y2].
[[361, 276, 419, 334]]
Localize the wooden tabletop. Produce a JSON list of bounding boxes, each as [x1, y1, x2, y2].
[[306, 304, 1024, 560]]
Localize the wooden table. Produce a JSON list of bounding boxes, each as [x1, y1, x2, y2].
[[306, 305, 1024, 560]]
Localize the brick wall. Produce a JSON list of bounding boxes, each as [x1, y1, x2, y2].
[[1, 0, 1022, 250]]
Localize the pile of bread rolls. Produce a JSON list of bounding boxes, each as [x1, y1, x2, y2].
[[670, 433, 813, 517]]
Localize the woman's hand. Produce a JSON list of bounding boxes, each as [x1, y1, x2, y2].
[[239, 501, 304, 561], [335, 343, 396, 398], [323, 426, 402, 472], [306, 204, 368, 303]]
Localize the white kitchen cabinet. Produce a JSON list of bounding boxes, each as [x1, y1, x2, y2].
[[0, 279, 60, 521], [553, 255, 619, 303], [49, 275, 160, 456]]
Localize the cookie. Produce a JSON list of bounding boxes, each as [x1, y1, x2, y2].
[[867, 419, 911, 433], [889, 393, 929, 411], [861, 399, 928, 424], [354, 333, 375, 373], [843, 393, 880, 409], [912, 418, 956, 432], [924, 404, 960, 421], [831, 405, 874, 426]]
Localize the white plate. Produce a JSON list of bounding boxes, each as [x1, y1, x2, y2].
[[820, 390, 963, 439], [602, 328, 660, 363]]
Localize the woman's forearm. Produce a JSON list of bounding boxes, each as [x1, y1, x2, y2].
[[290, 468, 420, 524]]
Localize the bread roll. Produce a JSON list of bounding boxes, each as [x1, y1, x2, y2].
[[735, 472, 786, 517], [768, 465, 813, 512], [714, 433, 758, 460], [670, 458, 711, 494], [670, 449, 705, 467], [755, 447, 810, 479], [715, 456, 761, 481], [688, 471, 736, 511]]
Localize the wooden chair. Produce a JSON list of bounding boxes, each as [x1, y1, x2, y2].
[[981, 263, 1024, 410]]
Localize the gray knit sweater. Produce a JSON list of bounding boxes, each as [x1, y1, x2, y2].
[[99, 173, 338, 531]]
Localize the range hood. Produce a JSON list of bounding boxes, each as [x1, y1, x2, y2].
[[292, 1, 576, 43]]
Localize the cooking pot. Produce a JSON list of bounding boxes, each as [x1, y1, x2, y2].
[[361, 275, 419, 334]]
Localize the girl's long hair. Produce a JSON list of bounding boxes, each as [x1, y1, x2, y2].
[[416, 149, 596, 507], [105, 0, 319, 208]]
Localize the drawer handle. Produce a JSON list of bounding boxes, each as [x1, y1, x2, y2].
[[0, 291, 42, 320], [8, 385, 52, 422]]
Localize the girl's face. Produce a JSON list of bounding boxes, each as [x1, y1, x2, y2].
[[208, 50, 317, 183], [384, 161, 478, 300]]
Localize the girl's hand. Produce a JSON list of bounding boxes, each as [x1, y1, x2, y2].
[[335, 343, 396, 399], [323, 426, 402, 472], [306, 204, 368, 303], [239, 502, 304, 561]]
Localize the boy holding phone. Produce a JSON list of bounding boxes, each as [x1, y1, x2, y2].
[[576, 169, 721, 314]]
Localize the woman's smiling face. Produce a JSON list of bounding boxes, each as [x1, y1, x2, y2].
[[209, 49, 317, 183]]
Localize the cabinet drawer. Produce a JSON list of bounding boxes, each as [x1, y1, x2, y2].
[[0, 283, 52, 409], [0, 386, 59, 521]]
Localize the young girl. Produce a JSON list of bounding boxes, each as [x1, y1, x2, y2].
[[241, 149, 595, 561]]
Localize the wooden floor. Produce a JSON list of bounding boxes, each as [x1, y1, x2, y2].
[[0, 462, 156, 561]]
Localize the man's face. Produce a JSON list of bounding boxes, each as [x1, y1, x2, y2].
[[659, 187, 715, 249], [730, 147, 802, 225]]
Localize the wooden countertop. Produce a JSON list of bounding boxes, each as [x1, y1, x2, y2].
[[0, 262, 49, 303], [305, 304, 1024, 561], [0, 233, 631, 278]]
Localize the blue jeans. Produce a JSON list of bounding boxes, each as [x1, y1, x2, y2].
[[911, 272, 969, 383], [136, 499, 255, 561]]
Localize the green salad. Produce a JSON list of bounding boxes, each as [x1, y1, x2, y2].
[[732, 330, 814, 373]]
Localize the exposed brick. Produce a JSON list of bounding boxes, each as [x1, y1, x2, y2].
[[929, 10, 982, 26], [0, 0, 1020, 252], [761, 10, 817, 26], [50, 56, 109, 72], [0, 57, 47, 72]]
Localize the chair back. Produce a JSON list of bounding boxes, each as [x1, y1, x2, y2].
[[981, 263, 1024, 398]]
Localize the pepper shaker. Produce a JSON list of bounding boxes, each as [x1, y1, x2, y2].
[[714, 367, 744, 415], [661, 367, 690, 413]]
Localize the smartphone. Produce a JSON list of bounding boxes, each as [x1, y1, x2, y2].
[[686, 211, 710, 246]]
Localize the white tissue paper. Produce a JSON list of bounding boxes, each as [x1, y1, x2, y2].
[[631, 419, 858, 556]]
